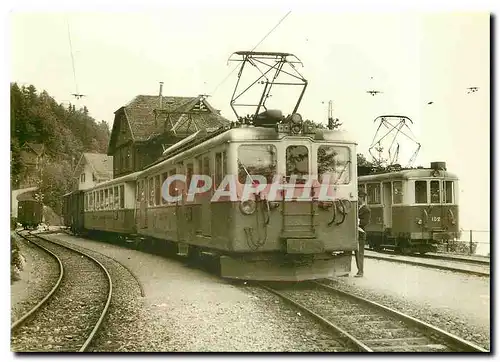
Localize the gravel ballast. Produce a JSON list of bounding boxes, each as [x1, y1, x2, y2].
[[11, 238, 110, 352], [49, 233, 352, 352], [321, 257, 490, 350], [11, 233, 60, 324]]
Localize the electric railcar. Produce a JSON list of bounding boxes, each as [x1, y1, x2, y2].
[[358, 162, 459, 254], [66, 112, 360, 281]]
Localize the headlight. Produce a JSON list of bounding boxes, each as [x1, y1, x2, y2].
[[291, 113, 302, 124], [416, 218, 423, 225], [240, 200, 256, 215]]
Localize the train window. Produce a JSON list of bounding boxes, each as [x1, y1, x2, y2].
[[203, 156, 211, 178], [430, 180, 440, 203], [89, 193, 94, 211], [366, 183, 381, 204], [114, 186, 119, 209], [317, 146, 350, 184], [139, 180, 145, 202], [161, 173, 168, 204], [148, 178, 154, 206], [100, 190, 104, 209], [215, 153, 223, 188], [415, 181, 427, 204], [120, 185, 125, 208], [196, 157, 203, 174], [105, 189, 110, 209], [286, 145, 309, 181], [223, 151, 227, 176], [155, 175, 161, 206], [186, 163, 194, 193], [168, 169, 178, 202], [444, 181, 454, 204], [392, 181, 403, 204], [238, 144, 277, 184]]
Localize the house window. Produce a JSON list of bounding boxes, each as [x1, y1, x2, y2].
[[81, 173, 85, 183]]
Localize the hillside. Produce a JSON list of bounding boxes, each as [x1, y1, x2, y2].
[[10, 82, 110, 214]]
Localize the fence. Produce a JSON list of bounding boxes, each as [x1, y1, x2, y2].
[[437, 230, 490, 257]]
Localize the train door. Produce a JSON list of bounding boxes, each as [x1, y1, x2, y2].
[[201, 155, 212, 236], [430, 179, 445, 229], [382, 182, 392, 228]]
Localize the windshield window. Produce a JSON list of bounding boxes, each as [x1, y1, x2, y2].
[[415, 181, 427, 204], [317, 146, 350, 184], [238, 144, 277, 184], [286, 145, 309, 180]]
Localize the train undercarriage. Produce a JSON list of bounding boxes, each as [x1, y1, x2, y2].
[[70, 228, 353, 281]]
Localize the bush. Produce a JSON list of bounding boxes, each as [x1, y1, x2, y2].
[[437, 239, 477, 255], [11, 235, 25, 282]]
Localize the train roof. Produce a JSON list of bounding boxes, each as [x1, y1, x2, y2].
[[358, 168, 459, 182], [141, 126, 356, 176], [85, 170, 143, 192]]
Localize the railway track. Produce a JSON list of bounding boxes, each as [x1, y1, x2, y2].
[[11, 231, 113, 352], [364, 250, 489, 277], [259, 281, 488, 352]]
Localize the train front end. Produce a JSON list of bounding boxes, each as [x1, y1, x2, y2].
[[218, 113, 358, 281]]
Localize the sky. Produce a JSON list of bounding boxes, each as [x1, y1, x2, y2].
[[8, 2, 492, 231]]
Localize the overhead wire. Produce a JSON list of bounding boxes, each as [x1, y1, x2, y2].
[[66, 17, 80, 97], [209, 10, 292, 96]]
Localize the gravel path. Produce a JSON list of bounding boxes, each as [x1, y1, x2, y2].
[[322, 257, 490, 350], [49, 233, 351, 352], [11, 239, 110, 352], [11, 234, 60, 324]]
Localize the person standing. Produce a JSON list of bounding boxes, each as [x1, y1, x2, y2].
[[355, 190, 371, 277]]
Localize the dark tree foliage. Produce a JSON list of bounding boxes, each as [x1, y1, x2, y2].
[[10, 82, 110, 213]]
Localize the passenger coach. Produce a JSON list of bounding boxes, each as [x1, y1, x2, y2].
[[358, 162, 459, 254]]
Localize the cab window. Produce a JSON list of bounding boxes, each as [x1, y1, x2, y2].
[[415, 181, 427, 204], [317, 146, 350, 184], [443, 181, 454, 204], [366, 183, 381, 204], [430, 180, 440, 203], [238, 144, 277, 184], [286, 145, 309, 181], [392, 181, 403, 204]]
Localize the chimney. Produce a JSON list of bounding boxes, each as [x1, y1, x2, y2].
[[159, 82, 164, 109]]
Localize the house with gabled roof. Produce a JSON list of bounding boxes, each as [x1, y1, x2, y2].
[[18, 142, 45, 188], [107, 85, 231, 178], [72, 153, 113, 190]]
